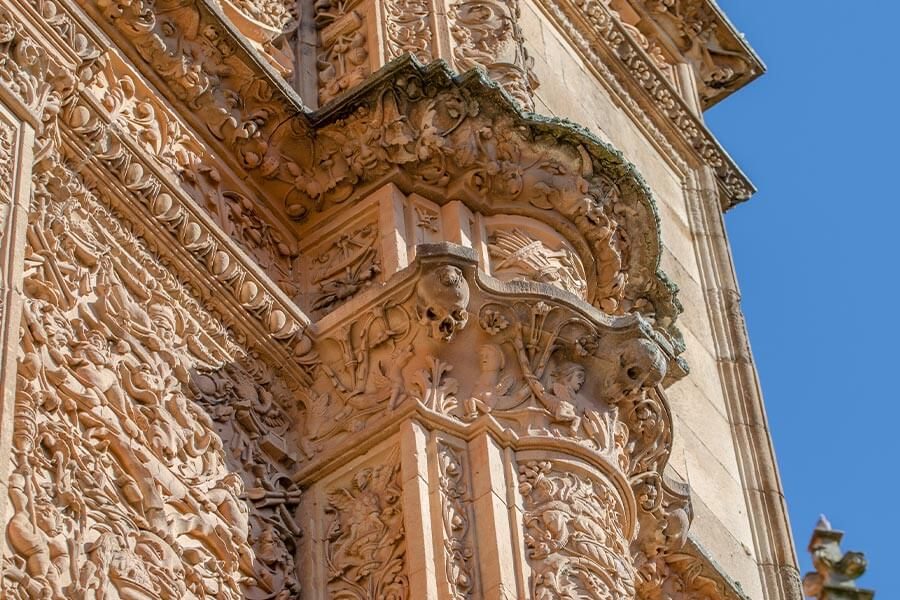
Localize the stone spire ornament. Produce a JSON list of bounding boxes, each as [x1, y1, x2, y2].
[[802, 516, 874, 600]]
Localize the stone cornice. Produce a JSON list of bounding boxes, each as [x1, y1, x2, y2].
[[535, 0, 756, 207], [625, 0, 765, 109], [76, 0, 691, 348]]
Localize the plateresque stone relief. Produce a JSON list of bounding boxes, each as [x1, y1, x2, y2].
[[0, 0, 774, 597]]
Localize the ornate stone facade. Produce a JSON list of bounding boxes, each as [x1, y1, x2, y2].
[[0, 0, 797, 598]]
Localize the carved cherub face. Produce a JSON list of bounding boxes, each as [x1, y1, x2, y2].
[[416, 265, 470, 341]]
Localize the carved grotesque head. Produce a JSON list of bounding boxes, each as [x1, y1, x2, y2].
[[609, 338, 667, 402], [416, 265, 470, 341]]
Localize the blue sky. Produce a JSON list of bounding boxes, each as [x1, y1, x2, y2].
[[706, 1, 897, 595]]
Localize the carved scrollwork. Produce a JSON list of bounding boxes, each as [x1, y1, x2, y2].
[[437, 442, 477, 599], [518, 460, 635, 599], [4, 152, 301, 599], [385, 0, 433, 63], [448, 0, 539, 110], [324, 449, 408, 599]]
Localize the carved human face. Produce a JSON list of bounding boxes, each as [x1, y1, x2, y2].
[[44, 311, 71, 348], [149, 303, 176, 345], [416, 265, 470, 341], [555, 364, 585, 393], [478, 344, 504, 372]]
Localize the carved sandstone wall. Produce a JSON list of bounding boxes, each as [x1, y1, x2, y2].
[[0, 0, 798, 599]]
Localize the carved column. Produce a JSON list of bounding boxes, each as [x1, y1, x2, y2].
[[0, 102, 32, 563]]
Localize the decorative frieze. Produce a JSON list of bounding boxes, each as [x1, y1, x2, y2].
[[385, 0, 434, 63], [0, 0, 776, 599]]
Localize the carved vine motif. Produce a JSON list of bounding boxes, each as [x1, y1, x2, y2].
[[324, 451, 408, 599], [518, 461, 635, 599], [437, 442, 477, 599], [315, 0, 371, 104], [384, 0, 433, 63], [4, 156, 301, 599], [448, 0, 538, 110], [0, 119, 13, 201]]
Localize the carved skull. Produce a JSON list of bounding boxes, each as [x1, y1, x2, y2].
[[416, 265, 470, 341], [608, 338, 667, 402]]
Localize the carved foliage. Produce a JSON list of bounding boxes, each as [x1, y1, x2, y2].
[[324, 450, 408, 599], [448, 0, 538, 109], [385, 0, 434, 63], [519, 460, 635, 599], [437, 442, 477, 598], [4, 158, 300, 599]]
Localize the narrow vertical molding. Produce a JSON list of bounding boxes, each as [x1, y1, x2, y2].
[[0, 101, 34, 561], [686, 165, 803, 600]]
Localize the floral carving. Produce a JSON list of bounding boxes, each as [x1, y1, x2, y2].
[[324, 450, 408, 599], [519, 461, 635, 599], [385, 0, 433, 63], [437, 442, 477, 598], [412, 356, 459, 414], [448, 0, 538, 110]]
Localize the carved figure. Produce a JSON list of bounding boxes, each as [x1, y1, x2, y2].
[[325, 454, 409, 599], [463, 343, 514, 420]]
